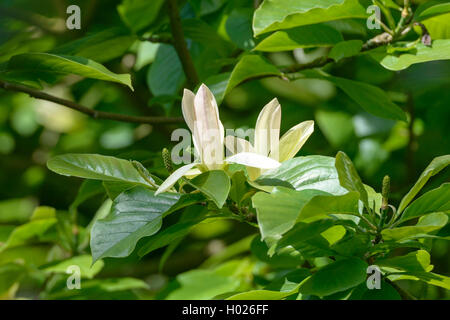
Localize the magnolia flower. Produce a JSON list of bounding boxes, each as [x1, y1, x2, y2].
[[225, 98, 314, 180], [155, 84, 280, 195]]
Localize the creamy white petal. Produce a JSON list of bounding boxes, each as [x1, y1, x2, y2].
[[225, 152, 281, 169], [224, 135, 255, 156], [194, 84, 224, 164], [155, 163, 198, 195], [254, 98, 281, 157], [275, 120, 314, 162], [181, 89, 201, 156]]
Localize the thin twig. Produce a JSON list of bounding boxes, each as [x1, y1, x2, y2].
[[0, 80, 183, 125], [167, 0, 199, 89]]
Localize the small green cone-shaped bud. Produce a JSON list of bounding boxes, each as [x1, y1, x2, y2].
[[381, 175, 390, 209], [162, 148, 173, 173]]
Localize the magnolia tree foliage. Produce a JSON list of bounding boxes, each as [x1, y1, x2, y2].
[[0, 0, 449, 300]]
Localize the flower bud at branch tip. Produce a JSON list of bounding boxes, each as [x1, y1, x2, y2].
[[382, 175, 390, 209]]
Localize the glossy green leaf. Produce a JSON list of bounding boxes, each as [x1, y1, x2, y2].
[[376, 250, 431, 272], [256, 155, 348, 195], [300, 70, 406, 121], [252, 187, 329, 240], [47, 154, 153, 188], [328, 40, 363, 62], [41, 255, 104, 279], [416, 3, 450, 21], [297, 191, 360, 222], [277, 219, 335, 250], [187, 171, 230, 208], [398, 155, 450, 214], [90, 187, 180, 262], [226, 8, 255, 50], [335, 151, 369, 207], [225, 54, 281, 95], [400, 183, 450, 223], [7, 53, 133, 89], [299, 257, 368, 297], [382, 212, 448, 241], [253, 0, 368, 36], [372, 40, 450, 71], [349, 281, 401, 300], [254, 24, 343, 52], [118, 0, 164, 33], [388, 271, 450, 290]]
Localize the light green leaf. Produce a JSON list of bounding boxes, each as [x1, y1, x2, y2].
[[118, 0, 165, 33], [252, 187, 329, 240], [0, 263, 26, 295], [335, 151, 369, 208], [256, 155, 348, 195], [400, 183, 450, 223], [7, 53, 133, 89], [376, 250, 431, 272], [0, 198, 35, 224], [187, 170, 231, 208], [253, 0, 368, 36], [382, 212, 448, 241], [47, 154, 153, 188], [388, 271, 450, 290], [328, 40, 363, 62], [299, 257, 368, 297], [397, 155, 450, 214], [225, 54, 281, 95], [90, 187, 180, 262], [254, 24, 343, 52], [297, 191, 360, 222], [416, 3, 450, 21], [372, 40, 450, 71], [41, 255, 104, 279], [226, 289, 296, 300]]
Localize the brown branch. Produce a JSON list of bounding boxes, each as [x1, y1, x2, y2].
[[167, 0, 199, 89], [0, 80, 183, 125]]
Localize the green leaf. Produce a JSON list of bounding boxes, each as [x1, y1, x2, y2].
[[50, 27, 135, 63], [297, 191, 360, 222], [316, 110, 354, 147], [253, 0, 368, 36], [382, 212, 448, 241], [0, 209, 57, 251], [226, 289, 297, 300], [70, 180, 105, 212], [372, 40, 450, 71], [328, 40, 363, 62], [41, 255, 104, 279], [47, 154, 153, 188], [225, 54, 281, 95], [117, 0, 165, 33], [254, 24, 343, 52], [400, 183, 450, 223], [252, 187, 329, 240], [335, 151, 369, 208], [226, 8, 255, 50], [0, 198, 35, 224], [229, 170, 251, 206], [0, 263, 26, 295], [203, 72, 231, 105], [397, 155, 450, 214], [90, 187, 180, 262], [349, 281, 401, 300], [256, 155, 348, 195], [147, 44, 185, 97], [277, 219, 335, 250], [299, 257, 368, 297], [300, 70, 406, 121], [388, 271, 450, 290], [416, 3, 450, 21], [187, 171, 231, 208], [376, 250, 431, 273], [6, 53, 133, 89]]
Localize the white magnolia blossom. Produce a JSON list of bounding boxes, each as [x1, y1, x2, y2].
[[225, 98, 314, 180], [155, 84, 280, 195]]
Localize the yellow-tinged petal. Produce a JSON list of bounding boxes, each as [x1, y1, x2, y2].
[[275, 120, 314, 162], [254, 98, 281, 157], [194, 84, 224, 164], [155, 163, 198, 195], [225, 152, 281, 169], [225, 135, 255, 155]]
